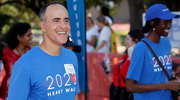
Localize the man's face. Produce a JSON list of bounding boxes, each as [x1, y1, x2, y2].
[[40, 4, 70, 46]]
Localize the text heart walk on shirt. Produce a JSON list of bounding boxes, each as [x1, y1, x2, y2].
[[7, 46, 80, 100], [126, 38, 172, 100]]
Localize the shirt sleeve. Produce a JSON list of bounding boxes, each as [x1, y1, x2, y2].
[[7, 61, 30, 100], [126, 43, 145, 82]]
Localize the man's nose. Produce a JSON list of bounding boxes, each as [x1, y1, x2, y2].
[[59, 21, 67, 28]]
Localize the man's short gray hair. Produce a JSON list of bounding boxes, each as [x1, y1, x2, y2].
[[39, 1, 63, 21]]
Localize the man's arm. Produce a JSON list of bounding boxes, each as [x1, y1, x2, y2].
[[75, 94, 79, 100], [126, 79, 180, 93], [7, 61, 30, 100]]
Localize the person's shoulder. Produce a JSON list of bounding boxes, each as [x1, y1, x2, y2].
[[61, 46, 76, 56], [18, 46, 40, 61], [131, 38, 147, 54], [135, 38, 147, 48], [2, 47, 13, 57], [102, 26, 111, 33], [104, 26, 111, 30], [160, 37, 171, 48], [61, 47, 78, 62], [24, 46, 39, 55], [3, 47, 12, 53], [160, 37, 170, 43]]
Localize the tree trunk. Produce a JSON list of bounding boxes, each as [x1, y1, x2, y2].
[[175, 0, 180, 11], [128, 0, 144, 31]]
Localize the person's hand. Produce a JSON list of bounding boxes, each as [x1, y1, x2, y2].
[[167, 80, 180, 92]]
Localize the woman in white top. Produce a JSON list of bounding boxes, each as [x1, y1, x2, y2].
[[94, 16, 112, 53], [125, 30, 144, 60], [86, 14, 99, 52]]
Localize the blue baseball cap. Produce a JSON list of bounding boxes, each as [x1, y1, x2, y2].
[[145, 3, 179, 22], [63, 36, 81, 53]]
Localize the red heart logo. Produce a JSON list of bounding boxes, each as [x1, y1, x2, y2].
[[71, 73, 76, 83]]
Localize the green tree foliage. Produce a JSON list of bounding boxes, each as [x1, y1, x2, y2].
[[85, 0, 122, 16], [0, 1, 41, 35], [0, 14, 12, 36], [145, 0, 180, 11]]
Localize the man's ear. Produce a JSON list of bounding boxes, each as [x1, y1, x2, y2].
[[40, 21, 46, 33]]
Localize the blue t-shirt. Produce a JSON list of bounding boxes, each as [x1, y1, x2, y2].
[[126, 38, 172, 100], [7, 46, 80, 100]]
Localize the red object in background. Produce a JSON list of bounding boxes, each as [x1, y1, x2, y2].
[[0, 47, 21, 98], [0, 47, 31, 99], [113, 54, 130, 88], [79, 52, 123, 100], [173, 57, 180, 63]]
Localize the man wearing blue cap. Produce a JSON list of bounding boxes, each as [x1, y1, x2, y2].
[[126, 3, 180, 100]]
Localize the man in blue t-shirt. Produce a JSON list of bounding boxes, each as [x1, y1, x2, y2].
[[126, 4, 180, 100], [7, 1, 80, 100]]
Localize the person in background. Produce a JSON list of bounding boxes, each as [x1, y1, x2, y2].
[[63, 36, 81, 53], [86, 13, 99, 52], [0, 22, 32, 99], [100, 6, 113, 25], [110, 30, 144, 100], [0, 38, 6, 72], [0, 38, 6, 100], [94, 16, 111, 53], [126, 3, 180, 100], [7, 1, 80, 100], [172, 61, 180, 79], [126, 30, 144, 60]]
